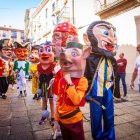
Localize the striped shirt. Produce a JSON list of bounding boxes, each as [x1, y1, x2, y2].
[[92, 58, 113, 97]]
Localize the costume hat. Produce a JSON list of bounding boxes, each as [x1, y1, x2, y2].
[[14, 41, 30, 49]]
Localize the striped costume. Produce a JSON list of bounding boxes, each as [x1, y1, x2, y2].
[[85, 56, 116, 140]]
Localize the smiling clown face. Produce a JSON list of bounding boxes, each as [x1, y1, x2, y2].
[[38, 43, 54, 65]]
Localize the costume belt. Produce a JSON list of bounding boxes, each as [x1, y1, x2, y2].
[[59, 108, 80, 119]]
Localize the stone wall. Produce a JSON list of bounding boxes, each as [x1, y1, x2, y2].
[[115, 44, 137, 74]]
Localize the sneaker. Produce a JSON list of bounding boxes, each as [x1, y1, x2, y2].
[[123, 95, 127, 98], [2, 94, 7, 99], [121, 96, 128, 102], [114, 97, 122, 103], [39, 117, 46, 125]]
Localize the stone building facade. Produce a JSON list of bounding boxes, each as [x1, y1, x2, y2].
[[0, 26, 24, 42]]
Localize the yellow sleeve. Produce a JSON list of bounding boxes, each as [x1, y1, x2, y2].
[[66, 77, 88, 106]]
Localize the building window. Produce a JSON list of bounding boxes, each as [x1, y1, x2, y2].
[[46, 8, 48, 18], [11, 31, 17, 38], [2, 32, 7, 37], [52, 2, 55, 12], [21, 32, 24, 39]]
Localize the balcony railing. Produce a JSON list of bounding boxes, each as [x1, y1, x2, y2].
[[57, 7, 70, 23], [96, 0, 140, 19]]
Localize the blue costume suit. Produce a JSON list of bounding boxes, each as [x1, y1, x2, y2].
[[84, 50, 117, 140]]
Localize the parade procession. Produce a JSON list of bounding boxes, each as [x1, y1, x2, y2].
[[0, 0, 140, 140], [0, 20, 117, 140]]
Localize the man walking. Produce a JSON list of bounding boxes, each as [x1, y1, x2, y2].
[[130, 43, 140, 92], [117, 53, 127, 98]]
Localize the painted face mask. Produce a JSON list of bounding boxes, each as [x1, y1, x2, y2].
[[59, 42, 91, 78], [52, 22, 79, 58], [29, 45, 39, 63], [93, 23, 117, 52], [38, 42, 54, 65], [14, 42, 30, 61], [0, 39, 13, 60]]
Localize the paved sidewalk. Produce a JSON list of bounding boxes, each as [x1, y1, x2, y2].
[[0, 81, 140, 140]]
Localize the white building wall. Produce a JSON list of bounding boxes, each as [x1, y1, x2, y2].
[[73, 0, 100, 44], [107, 7, 140, 47], [28, 0, 140, 47], [28, 0, 100, 44]]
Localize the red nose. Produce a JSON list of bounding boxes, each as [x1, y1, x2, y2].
[[41, 53, 47, 56]]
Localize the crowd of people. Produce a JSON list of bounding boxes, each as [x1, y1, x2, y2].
[[0, 20, 140, 140]]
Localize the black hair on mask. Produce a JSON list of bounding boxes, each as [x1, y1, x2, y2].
[[86, 20, 115, 51]]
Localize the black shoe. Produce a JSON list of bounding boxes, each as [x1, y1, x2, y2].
[[39, 117, 46, 125], [36, 95, 41, 100], [114, 98, 122, 103], [2, 94, 7, 99], [33, 94, 37, 99]]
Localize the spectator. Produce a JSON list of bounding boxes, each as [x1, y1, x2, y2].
[[117, 53, 127, 98], [130, 43, 140, 92]]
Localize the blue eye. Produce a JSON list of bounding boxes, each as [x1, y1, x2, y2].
[[45, 47, 51, 52], [115, 44, 119, 50], [71, 51, 78, 57], [39, 48, 43, 53], [101, 29, 109, 36], [103, 31, 108, 35]]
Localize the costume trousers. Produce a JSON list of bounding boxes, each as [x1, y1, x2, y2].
[[0, 77, 9, 94], [90, 88, 115, 140], [17, 77, 26, 91], [32, 76, 38, 94], [59, 120, 85, 140]]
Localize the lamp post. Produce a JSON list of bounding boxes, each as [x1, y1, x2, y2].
[[72, 0, 75, 24]]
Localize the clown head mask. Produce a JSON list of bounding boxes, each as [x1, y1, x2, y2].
[[83, 20, 118, 55], [14, 41, 30, 61], [29, 45, 39, 63], [59, 42, 91, 78], [0, 39, 13, 60], [52, 22, 79, 58], [39, 41, 54, 65]]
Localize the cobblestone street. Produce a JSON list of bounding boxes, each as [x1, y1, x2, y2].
[[0, 80, 140, 140]]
